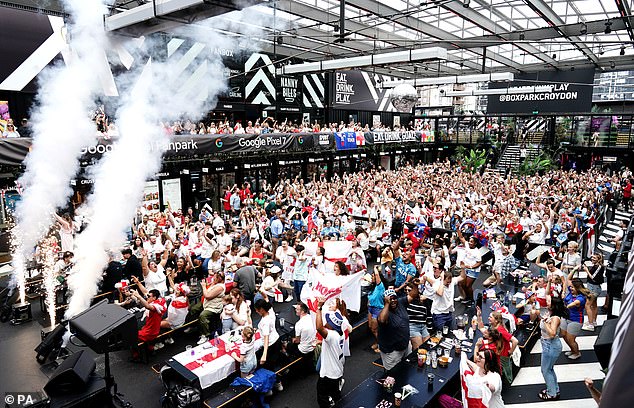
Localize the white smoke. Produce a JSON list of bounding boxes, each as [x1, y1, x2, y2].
[[65, 29, 233, 316], [11, 0, 110, 303]]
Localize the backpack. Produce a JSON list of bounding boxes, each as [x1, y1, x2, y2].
[[162, 385, 201, 408]]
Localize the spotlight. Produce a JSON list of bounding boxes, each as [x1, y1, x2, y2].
[[552, 53, 556, 59], [519, 32, 525, 41], [621, 45, 626, 55], [277, 36, 283, 45], [571, 66, 575, 71], [463, 0, 470, 7], [604, 19, 612, 34], [599, 45, 605, 55], [580, 23, 587, 35], [333, 24, 340, 32], [424, 64, 429, 71], [611, 61, 616, 69]]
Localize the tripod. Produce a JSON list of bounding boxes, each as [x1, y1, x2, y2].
[[103, 350, 133, 408]]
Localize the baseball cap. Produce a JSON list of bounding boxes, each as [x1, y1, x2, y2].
[[384, 288, 397, 298], [325, 311, 343, 334]]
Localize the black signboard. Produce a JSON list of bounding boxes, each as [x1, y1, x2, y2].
[[487, 68, 595, 114], [277, 75, 301, 113], [330, 71, 395, 112]]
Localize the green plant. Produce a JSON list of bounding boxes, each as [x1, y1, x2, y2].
[[462, 148, 487, 174], [517, 151, 555, 176]]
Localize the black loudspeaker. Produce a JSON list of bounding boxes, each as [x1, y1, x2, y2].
[[69, 299, 136, 353], [44, 350, 96, 396], [594, 317, 618, 369]]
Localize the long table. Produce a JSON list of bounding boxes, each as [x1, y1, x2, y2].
[[166, 328, 263, 390]]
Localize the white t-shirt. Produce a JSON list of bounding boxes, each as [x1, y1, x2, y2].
[[257, 312, 279, 346], [481, 372, 504, 408], [431, 278, 459, 314], [145, 264, 167, 296], [463, 247, 482, 272], [320, 329, 345, 380], [216, 234, 233, 253], [295, 314, 316, 354]]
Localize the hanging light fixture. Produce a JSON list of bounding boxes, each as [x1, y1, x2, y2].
[[620, 45, 626, 55], [604, 19, 612, 34], [580, 23, 587, 35]]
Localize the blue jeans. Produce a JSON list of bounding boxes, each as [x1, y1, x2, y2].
[[540, 337, 562, 397], [294, 280, 306, 301]]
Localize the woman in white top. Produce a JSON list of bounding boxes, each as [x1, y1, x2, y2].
[[139, 247, 168, 296], [54, 213, 75, 252], [559, 241, 582, 275], [254, 299, 283, 389], [464, 349, 505, 408]]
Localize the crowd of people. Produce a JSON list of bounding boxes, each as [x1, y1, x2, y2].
[[47, 160, 632, 407]]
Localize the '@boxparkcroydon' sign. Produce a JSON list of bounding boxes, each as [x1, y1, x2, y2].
[[487, 68, 595, 114]]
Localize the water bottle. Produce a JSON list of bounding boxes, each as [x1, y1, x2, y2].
[[505, 291, 511, 307]]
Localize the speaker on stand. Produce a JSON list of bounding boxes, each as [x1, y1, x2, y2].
[[69, 300, 136, 408]]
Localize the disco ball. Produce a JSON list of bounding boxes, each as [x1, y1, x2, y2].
[[389, 84, 418, 113]]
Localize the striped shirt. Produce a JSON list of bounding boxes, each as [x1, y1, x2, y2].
[[406, 301, 433, 329]]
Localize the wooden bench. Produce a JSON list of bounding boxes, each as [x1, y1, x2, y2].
[[203, 355, 306, 408], [136, 319, 199, 363]]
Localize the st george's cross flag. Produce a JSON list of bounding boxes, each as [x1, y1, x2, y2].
[[300, 271, 364, 313]]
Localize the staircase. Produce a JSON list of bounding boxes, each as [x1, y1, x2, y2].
[[495, 144, 541, 172]]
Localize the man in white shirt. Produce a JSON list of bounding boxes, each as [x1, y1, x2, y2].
[[316, 299, 345, 408], [287, 302, 316, 372], [215, 226, 233, 254], [421, 270, 464, 331], [144, 235, 165, 259]]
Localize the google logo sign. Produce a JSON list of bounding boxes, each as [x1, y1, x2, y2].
[[215, 138, 223, 148]]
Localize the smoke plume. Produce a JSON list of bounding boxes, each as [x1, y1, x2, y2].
[[11, 0, 110, 303]]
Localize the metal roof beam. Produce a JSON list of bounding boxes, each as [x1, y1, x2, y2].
[[432, 0, 557, 67], [523, 0, 598, 66]]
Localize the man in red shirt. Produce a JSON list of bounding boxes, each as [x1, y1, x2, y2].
[[239, 182, 252, 203], [623, 178, 632, 213], [131, 289, 166, 344], [221, 186, 232, 215]]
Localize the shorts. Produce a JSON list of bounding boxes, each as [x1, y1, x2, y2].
[[465, 268, 480, 279], [240, 355, 257, 374], [560, 318, 582, 336], [409, 322, 430, 339], [379, 343, 412, 371], [518, 314, 531, 323], [368, 306, 382, 319], [586, 282, 602, 298]]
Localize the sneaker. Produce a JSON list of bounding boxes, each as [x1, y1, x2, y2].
[[564, 351, 573, 356], [165, 337, 175, 345], [154, 342, 164, 350], [183, 327, 194, 334], [274, 382, 283, 392], [339, 378, 345, 391], [285, 295, 293, 302], [582, 323, 595, 331], [197, 335, 208, 345], [265, 390, 273, 397], [567, 352, 581, 360], [454, 296, 465, 302]]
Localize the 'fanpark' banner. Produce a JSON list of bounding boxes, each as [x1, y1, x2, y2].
[[0, 129, 433, 166], [0, 133, 336, 166]]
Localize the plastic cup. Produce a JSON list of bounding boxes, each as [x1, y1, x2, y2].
[[442, 325, 449, 335], [443, 348, 450, 358], [417, 353, 425, 368], [279, 317, 285, 327], [394, 392, 402, 407], [211, 348, 217, 358]]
